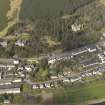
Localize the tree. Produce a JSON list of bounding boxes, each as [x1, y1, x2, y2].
[[39, 58, 49, 69]]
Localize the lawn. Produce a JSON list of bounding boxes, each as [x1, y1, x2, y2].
[[10, 80, 105, 105], [51, 80, 105, 105]]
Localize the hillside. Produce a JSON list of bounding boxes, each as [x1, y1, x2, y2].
[[0, 0, 10, 31], [0, 0, 22, 37], [0, 0, 94, 34], [0, 0, 105, 58], [19, 0, 94, 19]]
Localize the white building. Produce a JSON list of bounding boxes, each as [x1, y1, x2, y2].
[[0, 64, 15, 68], [63, 78, 70, 83], [70, 77, 81, 83], [71, 23, 83, 32], [12, 79, 22, 83], [0, 41, 7, 47], [87, 45, 97, 52], [15, 40, 25, 47], [17, 67, 24, 71], [3, 99, 10, 104], [33, 84, 39, 89], [39, 84, 44, 89], [82, 61, 98, 68], [85, 72, 93, 77], [48, 59, 56, 64], [45, 83, 51, 88], [25, 66, 32, 72], [50, 76, 58, 79], [48, 44, 98, 64], [72, 48, 87, 56], [13, 60, 19, 65], [0, 80, 21, 94], [0, 88, 21, 94], [93, 71, 102, 75], [98, 53, 105, 64]]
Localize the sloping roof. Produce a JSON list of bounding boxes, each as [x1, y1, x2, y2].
[[82, 60, 98, 67], [0, 84, 21, 89], [0, 59, 14, 65]]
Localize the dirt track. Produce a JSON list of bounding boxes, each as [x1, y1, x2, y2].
[[7, 0, 23, 20]]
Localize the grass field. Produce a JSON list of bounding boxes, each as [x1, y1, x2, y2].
[[10, 80, 105, 105], [51, 80, 105, 105], [19, 0, 94, 19], [0, 0, 10, 31], [12, 80, 105, 105]]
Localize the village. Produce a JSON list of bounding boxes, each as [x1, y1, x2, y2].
[[0, 35, 104, 104], [0, 41, 104, 95], [0, 23, 104, 104]]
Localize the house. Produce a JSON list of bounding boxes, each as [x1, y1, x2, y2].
[[71, 23, 83, 32], [0, 73, 1, 79], [70, 76, 81, 83], [98, 53, 105, 64], [87, 45, 97, 52], [0, 80, 12, 86], [48, 44, 98, 64], [15, 40, 25, 47], [32, 84, 39, 89], [63, 71, 71, 76], [48, 55, 60, 64], [0, 41, 7, 48], [6, 73, 19, 79], [33, 82, 51, 89], [0, 84, 21, 94], [12, 79, 22, 83], [93, 71, 102, 75], [0, 79, 22, 86], [44, 82, 51, 88], [48, 58, 56, 64], [0, 64, 15, 69], [0, 39, 7, 48], [18, 71, 25, 77], [58, 74, 64, 78], [0, 59, 16, 70], [25, 66, 32, 72], [50, 82, 55, 87], [50, 75, 58, 79], [17, 66, 24, 71], [80, 72, 86, 78], [61, 15, 71, 19], [72, 47, 87, 56], [0, 79, 22, 94], [3, 99, 10, 104], [39, 84, 44, 89], [8, 67, 13, 71], [85, 72, 93, 77], [48, 53, 72, 64], [63, 77, 70, 83], [98, 66, 105, 73], [82, 60, 98, 68], [13, 60, 19, 65]]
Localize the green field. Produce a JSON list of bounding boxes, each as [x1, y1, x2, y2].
[[0, 0, 10, 31], [52, 80, 105, 105], [12, 80, 105, 105], [19, 0, 94, 19]]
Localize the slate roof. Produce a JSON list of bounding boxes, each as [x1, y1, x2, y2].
[[48, 44, 98, 61]]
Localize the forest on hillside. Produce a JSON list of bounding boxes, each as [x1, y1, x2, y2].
[[0, 0, 104, 58]]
